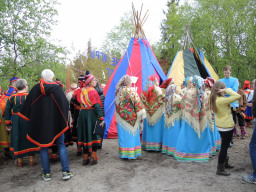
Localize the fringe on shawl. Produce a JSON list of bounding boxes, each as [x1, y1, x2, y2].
[[165, 111, 181, 128], [146, 104, 165, 126], [115, 109, 146, 136]]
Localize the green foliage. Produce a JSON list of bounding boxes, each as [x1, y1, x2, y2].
[[160, 0, 256, 82], [0, 0, 67, 91], [101, 12, 134, 58], [69, 40, 116, 85]]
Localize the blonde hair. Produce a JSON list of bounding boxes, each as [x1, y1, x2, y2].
[[209, 81, 226, 113]]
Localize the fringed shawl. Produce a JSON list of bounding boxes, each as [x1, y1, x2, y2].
[[115, 86, 146, 136], [165, 92, 182, 128], [141, 86, 165, 126], [181, 87, 208, 138]]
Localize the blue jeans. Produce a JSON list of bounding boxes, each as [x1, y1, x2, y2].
[[40, 134, 70, 174], [250, 123, 256, 177]]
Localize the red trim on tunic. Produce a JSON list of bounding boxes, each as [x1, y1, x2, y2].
[[98, 117, 104, 121], [31, 94, 43, 105], [51, 93, 67, 122], [5, 120, 12, 125], [26, 124, 69, 147], [10, 147, 40, 155], [0, 141, 10, 146], [77, 138, 102, 147], [17, 112, 30, 121]]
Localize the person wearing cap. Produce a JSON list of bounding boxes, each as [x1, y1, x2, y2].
[[5, 77, 19, 97], [242, 80, 254, 127], [70, 75, 85, 156], [18, 69, 73, 181], [77, 74, 104, 165]]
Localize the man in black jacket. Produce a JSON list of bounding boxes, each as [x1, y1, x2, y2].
[[19, 69, 73, 182]]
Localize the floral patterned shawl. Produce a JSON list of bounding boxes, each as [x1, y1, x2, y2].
[[165, 84, 182, 127], [181, 76, 207, 138], [141, 76, 165, 125], [115, 86, 146, 136]]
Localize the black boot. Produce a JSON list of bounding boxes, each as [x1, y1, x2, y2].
[[216, 163, 230, 176], [225, 156, 235, 169]]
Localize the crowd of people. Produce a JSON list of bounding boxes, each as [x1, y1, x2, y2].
[[0, 66, 255, 184]]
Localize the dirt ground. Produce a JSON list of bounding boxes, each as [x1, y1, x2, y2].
[[0, 125, 256, 192]]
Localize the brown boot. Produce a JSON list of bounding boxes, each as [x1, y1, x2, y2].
[[29, 156, 36, 166], [17, 158, 23, 167], [83, 154, 90, 166], [216, 163, 230, 176], [90, 151, 98, 165], [224, 156, 234, 169]]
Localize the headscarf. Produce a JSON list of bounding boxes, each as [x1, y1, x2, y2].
[[165, 84, 177, 116], [115, 75, 131, 96], [204, 77, 215, 89], [143, 75, 159, 101], [160, 78, 173, 89], [192, 75, 205, 112], [184, 76, 192, 87]]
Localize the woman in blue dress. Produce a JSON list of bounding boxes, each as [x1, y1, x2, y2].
[[115, 75, 146, 159], [174, 75, 212, 162], [141, 75, 165, 151], [162, 84, 182, 156]]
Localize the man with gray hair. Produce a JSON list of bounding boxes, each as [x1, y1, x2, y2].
[[19, 69, 73, 181]]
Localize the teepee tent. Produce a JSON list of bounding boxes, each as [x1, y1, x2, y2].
[[167, 29, 219, 90], [103, 4, 166, 138]]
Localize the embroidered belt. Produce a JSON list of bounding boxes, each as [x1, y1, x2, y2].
[[74, 104, 81, 110], [81, 106, 94, 110]]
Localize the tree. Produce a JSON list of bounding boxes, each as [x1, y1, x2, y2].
[[101, 12, 134, 59], [160, 0, 256, 82], [0, 0, 67, 90]]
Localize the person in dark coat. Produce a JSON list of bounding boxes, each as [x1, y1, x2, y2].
[[18, 69, 73, 182]]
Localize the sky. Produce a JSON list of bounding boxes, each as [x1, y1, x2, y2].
[[51, 0, 168, 59]]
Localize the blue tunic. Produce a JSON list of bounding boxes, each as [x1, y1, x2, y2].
[[219, 77, 239, 108]]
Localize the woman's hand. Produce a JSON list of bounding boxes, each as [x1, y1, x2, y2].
[[6, 125, 12, 133], [99, 121, 105, 127], [217, 88, 226, 93]]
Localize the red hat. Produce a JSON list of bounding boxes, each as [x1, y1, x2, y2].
[[160, 78, 173, 89], [204, 77, 215, 89], [85, 74, 95, 85], [242, 80, 250, 90]]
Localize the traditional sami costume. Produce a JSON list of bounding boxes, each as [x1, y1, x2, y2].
[[242, 80, 254, 122], [141, 76, 165, 151], [115, 83, 146, 159], [77, 85, 103, 152], [0, 95, 10, 148], [161, 84, 182, 156], [5, 92, 40, 158], [174, 76, 212, 163], [18, 79, 69, 147]]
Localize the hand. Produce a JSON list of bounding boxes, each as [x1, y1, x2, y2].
[[217, 88, 226, 93], [6, 126, 12, 133], [248, 103, 252, 107], [99, 121, 105, 127]]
